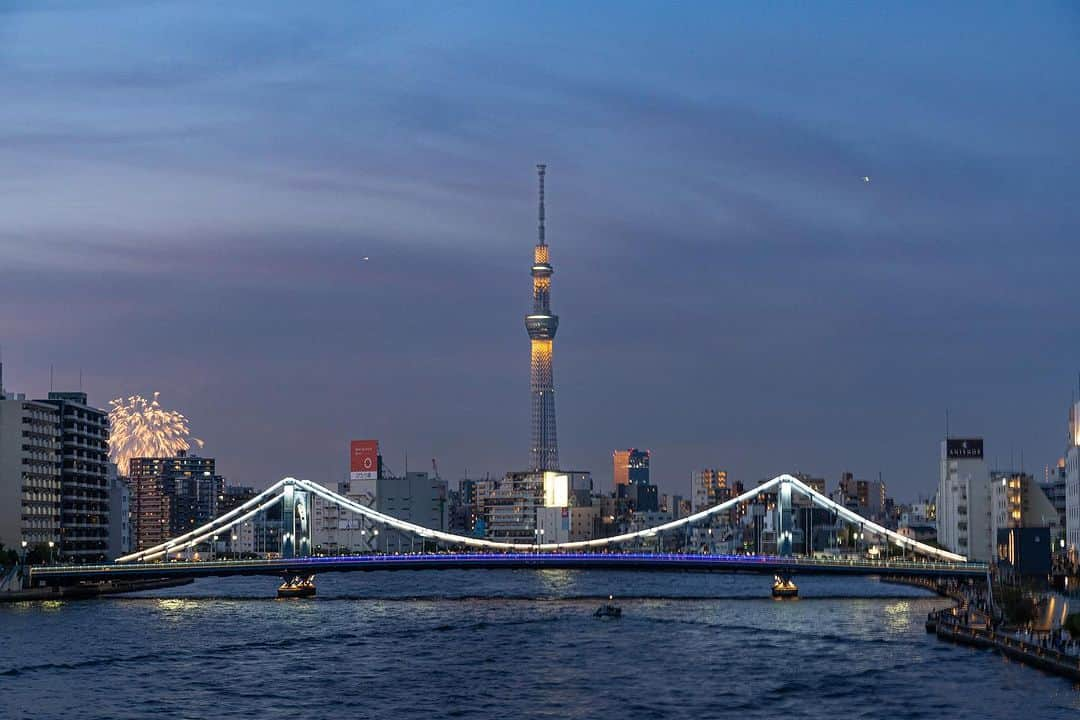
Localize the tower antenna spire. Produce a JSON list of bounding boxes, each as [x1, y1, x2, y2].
[[537, 163, 546, 246]]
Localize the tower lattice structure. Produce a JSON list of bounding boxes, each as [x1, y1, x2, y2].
[[526, 164, 559, 471]]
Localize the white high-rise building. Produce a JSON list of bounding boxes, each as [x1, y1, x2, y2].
[[937, 438, 990, 562], [1065, 402, 1080, 558], [0, 385, 62, 551]]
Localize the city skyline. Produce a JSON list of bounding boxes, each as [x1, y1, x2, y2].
[[2, 3, 1079, 499]]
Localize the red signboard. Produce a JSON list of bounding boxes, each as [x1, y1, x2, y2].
[[350, 439, 379, 481]]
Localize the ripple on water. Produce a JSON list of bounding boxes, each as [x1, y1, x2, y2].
[[1, 572, 1078, 720]]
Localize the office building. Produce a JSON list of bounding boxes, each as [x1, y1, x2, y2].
[[1040, 459, 1067, 537], [476, 471, 547, 542], [106, 464, 131, 560], [218, 485, 257, 555], [0, 376, 62, 552], [130, 451, 223, 553], [990, 471, 1060, 543], [536, 505, 600, 544], [691, 469, 745, 526], [691, 469, 729, 511], [613, 448, 657, 513], [476, 470, 592, 542], [374, 471, 447, 552], [794, 474, 827, 496], [38, 391, 110, 562], [937, 437, 991, 562], [1066, 402, 1080, 558], [613, 449, 650, 487], [448, 477, 480, 535], [831, 472, 885, 519]]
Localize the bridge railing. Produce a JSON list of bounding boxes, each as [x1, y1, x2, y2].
[[30, 551, 989, 578]]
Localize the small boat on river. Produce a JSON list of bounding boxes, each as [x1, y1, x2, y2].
[[595, 595, 622, 618]]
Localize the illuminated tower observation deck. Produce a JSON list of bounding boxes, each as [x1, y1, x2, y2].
[[526, 164, 559, 471]]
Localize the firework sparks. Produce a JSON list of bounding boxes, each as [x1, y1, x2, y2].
[[108, 392, 204, 475]]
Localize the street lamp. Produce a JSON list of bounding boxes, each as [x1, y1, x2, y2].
[[20, 540, 27, 567], [48, 540, 55, 565]]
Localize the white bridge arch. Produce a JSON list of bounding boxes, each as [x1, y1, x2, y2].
[[117, 473, 965, 564]]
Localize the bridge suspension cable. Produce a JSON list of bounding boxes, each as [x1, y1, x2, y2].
[[116, 478, 290, 563], [293, 475, 964, 561], [134, 490, 288, 562], [116, 474, 966, 564]]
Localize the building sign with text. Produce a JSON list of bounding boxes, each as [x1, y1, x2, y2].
[[350, 439, 379, 481], [946, 438, 983, 459]]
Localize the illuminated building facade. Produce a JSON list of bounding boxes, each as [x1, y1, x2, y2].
[[526, 164, 560, 471], [613, 449, 657, 513], [39, 391, 111, 562], [990, 470, 1059, 544], [475, 470, 592, 542], [613, 449, 650, 487], [692, 469, 730, 512], [691, 469, 744, 528], [0, 381, 62, 552], [1067, 402, 1080, 557], [130, 451, 222, 553]]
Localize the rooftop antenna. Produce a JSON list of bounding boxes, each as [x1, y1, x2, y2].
[[50, 364, 54, 392], [79, 368, 83, 391], [536, 163, 546, 246], [945, 408, 950, 440]]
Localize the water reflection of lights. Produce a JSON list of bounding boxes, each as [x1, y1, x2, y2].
[[536, 569, 575, 593], [1040, 595, 1070, 630], [883, 601, 911, 633], [157, 598, 201, 615], [40, 600, 64, 611]]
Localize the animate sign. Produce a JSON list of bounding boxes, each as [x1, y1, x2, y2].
[[946, 438, 984, 459]]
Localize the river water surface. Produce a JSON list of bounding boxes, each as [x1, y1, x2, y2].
[[1, 571, 1077, 719]]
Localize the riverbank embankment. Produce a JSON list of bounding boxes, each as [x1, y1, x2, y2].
[[884, 575, 1080, 683]]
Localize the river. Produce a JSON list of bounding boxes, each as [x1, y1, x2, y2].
[[1, 571, 1077, 719]]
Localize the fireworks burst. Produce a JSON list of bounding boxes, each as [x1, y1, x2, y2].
[[108, 392, 204, 475]]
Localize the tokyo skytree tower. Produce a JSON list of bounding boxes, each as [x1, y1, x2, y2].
[[525, 164, 559, 471]]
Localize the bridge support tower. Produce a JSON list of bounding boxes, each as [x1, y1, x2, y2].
[[278, 479, 316, 597], [772, 477, 798, 597]]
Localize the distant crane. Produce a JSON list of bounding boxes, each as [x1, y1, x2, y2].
[[431, 457, 440, 480]]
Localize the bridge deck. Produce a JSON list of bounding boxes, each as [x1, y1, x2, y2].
[[30, 552, 988, 585]]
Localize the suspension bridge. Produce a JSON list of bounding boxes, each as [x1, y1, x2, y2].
[[27, 474, 988, 596]]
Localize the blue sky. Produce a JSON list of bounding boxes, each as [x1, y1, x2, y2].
[[1, 2, 1078, 498]]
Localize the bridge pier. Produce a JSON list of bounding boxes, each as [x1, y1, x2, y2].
[[277, 574, 316, 598]]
